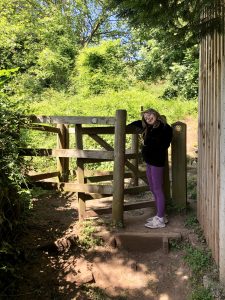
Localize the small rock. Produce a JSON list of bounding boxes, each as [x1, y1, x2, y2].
[[203, 275, 212, 289]]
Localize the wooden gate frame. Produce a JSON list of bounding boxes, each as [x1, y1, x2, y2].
[[21, 110, 187, 225]]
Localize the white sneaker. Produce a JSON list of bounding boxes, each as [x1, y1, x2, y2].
[[145, 216, 166, 229], [146, 215, 168, 224]]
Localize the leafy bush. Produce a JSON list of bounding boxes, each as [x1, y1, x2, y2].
[[163, 46, 199, 99], [0, 69, 31, 293], [71, 40, 133, 95], [135, 38, 168, 81]]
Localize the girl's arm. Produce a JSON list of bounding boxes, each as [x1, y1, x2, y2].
[[126, 120, 144, 133]]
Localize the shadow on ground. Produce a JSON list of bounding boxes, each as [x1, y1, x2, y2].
[[3, 188, 195, 300]]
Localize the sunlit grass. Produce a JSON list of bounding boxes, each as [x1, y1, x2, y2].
[[28, 83, 198, 124]]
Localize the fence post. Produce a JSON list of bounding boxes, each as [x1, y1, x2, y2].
[[75, 124, 86, 220], [163, 151, 171, 202], [112, 109, 127, 226], [57, 124, 69, 182], [131, 133, 139, 186], [171, 122, 187, 208]]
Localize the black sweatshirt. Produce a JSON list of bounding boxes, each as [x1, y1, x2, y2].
[[128, 120, 173, 167]]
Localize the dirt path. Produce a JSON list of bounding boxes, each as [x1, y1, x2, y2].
[[12, 190, 194, 300]]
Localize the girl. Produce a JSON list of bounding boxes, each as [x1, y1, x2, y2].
[[129, 108, 173, 228]]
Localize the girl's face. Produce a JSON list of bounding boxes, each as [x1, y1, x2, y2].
[[144, 112, 157, 125]]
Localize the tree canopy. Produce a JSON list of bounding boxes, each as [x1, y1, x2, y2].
[[0, 0, 203, 101], [107, 0, 225, 42]]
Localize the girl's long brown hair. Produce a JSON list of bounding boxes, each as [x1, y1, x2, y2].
[[141, 108, 167, 139]]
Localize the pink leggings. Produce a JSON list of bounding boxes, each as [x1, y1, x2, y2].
[[146, 164, 165, 218]]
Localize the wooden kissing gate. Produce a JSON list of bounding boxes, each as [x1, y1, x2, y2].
[[21, 110, 187, 226]]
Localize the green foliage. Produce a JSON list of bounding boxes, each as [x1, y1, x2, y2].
[[187, 174, 197, 200], [29, 83, 198, 122], [135, 39, 167, 81], [79, 220, 102, 249], [81, 285, 127, 300], [132, 27, 199, 99], [71, 40, 133, 95], [185, 215, 199, 229], [184, 246, 212, 275], [189, 287, 214, 300], [0, 101, 31, 238], [0, 0, 202, 101], [0, 0, 130, 101], [0, 68, 19, 88], [0, 0, 78, 100], [0, 69, 31, 294], [184, 214, 206, 243], [163, 46, 199, 99], [0, 241, 23, 295], [108, 0, 224, 40]]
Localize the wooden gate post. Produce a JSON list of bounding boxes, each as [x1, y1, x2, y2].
[[57, 124, 69, 182], [131, 133, 139, 186], [163, 151, 171, 202], [112, 109, 127, 226], [75, 124, 86, 220], [171, 122, 187, 208]]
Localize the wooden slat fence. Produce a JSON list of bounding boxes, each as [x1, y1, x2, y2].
[[198, 3, 225, 282]]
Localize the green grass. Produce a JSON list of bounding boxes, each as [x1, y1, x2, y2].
[[189, 287, 213, 300], [27, 83, 198, 124], [78, 220, 102, 249]]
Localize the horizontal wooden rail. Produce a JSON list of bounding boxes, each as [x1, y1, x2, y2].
[[85, 170, 146, 183], [30, 181, 113, 194], [86, 200, 155, 216], [28, 171, 60, 181], [68, 126, 141, 135], [20, 148, 139, 160], [25, 125, 61, 133], [28, 181, 148, 195], [29, 115, 116, 125], [83, 193, 111, 200], [20, 149, 114, 159], [124, 185, 149, 194], [69, 127, 115, 134]]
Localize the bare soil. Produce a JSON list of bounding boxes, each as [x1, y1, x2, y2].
[[12, 118, 198, 300]]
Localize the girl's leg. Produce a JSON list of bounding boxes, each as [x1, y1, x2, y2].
[[146, 164, 156, 201], [151, 166, 165, 218], [146, 164, 158, 216]]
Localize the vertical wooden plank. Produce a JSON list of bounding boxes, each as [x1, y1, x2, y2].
[[208, 31, 213, 252], [163, 151, 171, 202], [211, 28, 216, 262], [217, 25, 223, 267], [197, 29, 204, 226], [161, 115, 171, 202], [131, 133, 139, 186], [171, 122, 187, 208], [219, 16, 225, 282], [205, 30, 209, 241], [57, 124, 69, 182], [214, 29, 219, 264], [75, 124, 86, 220], [112, 110, 127, 226], [203, 29, 208, 239]]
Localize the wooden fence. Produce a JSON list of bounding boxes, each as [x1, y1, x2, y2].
[[198, 7, 225, 283], [21, 110, 187, 225]]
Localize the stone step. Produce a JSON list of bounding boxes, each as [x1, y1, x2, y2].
[[96, 231, 182, 254]]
